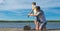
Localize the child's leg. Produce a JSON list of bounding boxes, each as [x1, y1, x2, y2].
[[35, 22, 40, 31], [34, 20, 38, 30], [36, 21, 40, 30], [34, 20, 37, 25], [34, 20, 37, 30], [34, 20, 39, 30]]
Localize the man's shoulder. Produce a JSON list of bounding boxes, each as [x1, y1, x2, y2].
[[40, 10, 43, 12]]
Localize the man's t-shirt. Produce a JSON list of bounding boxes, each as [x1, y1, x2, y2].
[[36, 10, 46, 23]]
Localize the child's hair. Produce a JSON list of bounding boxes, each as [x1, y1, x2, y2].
[[32, 2, 36, 5], [35, 6, 40, 10]]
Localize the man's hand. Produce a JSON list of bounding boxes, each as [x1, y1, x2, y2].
[[28, 14, 34, 16], [28, 14, 37, 16]]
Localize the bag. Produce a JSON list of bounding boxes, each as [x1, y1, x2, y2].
[[24, 25, 31, 30]]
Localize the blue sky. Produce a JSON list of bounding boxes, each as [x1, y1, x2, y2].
[[0, 0, 60, 21]]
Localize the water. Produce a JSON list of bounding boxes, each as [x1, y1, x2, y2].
[[0, 22, 60, 29]]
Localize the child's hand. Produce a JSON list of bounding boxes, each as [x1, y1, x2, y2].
[[28, 14, 34, 16], [28, 14, 31, 18], [28, 14, 30, 18]]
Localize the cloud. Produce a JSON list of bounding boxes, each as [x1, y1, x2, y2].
[[0, 0, 33, 10], [0, 0, 4, 3], [37, 0, 60, 8], [0, 0, 60, 10]]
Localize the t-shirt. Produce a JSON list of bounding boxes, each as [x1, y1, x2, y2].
[[36, 10, 46, 22], [30, 5, 37, 14]]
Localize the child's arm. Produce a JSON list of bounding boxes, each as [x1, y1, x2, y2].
[[28, 10, 33, 17], [29, 10, 33, 14]]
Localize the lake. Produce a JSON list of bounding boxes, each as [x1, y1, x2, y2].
[[0, 22, 60, 29]]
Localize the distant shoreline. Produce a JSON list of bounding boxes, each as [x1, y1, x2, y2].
[[0, 20, 60, 22]]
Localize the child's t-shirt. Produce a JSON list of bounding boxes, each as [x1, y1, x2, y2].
[[31, 5, 37, 14], [36, 10, 46, 23]]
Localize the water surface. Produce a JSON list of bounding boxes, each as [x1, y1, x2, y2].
[[0, 22, 60, 29]]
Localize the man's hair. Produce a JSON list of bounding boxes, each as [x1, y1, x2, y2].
[[35, 6, 40, 10], [32, 2, 36, 5]]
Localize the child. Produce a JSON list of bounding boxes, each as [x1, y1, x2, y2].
[[28, 6, 47, 31], [29, 2, 39, 30], [30, 2, 36, 14]]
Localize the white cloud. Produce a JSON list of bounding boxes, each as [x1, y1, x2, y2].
[[0, 0, 4, 3], [37, 0, 60, 8], [0, 0, 60, 10]]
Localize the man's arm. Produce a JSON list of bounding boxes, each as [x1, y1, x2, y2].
[[28, 12, 40, 16]]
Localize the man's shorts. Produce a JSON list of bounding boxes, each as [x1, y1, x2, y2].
[[39, 22, 47, 29], [35, 18, 47, 29]]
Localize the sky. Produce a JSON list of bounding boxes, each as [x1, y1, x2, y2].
[[0, 0, 60, 10], [0, 0, 60, 21]]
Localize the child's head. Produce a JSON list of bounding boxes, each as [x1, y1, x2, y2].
[[35, 6, 40, 12], [32, 2, 36, 6], [32, 2, 36, 10]]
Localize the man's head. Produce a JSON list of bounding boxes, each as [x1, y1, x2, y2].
[[35, 6, 40, 11]]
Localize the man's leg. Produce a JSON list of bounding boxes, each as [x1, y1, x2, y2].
[[43, 26, 47, 31], [39, 22, 47, 31]]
